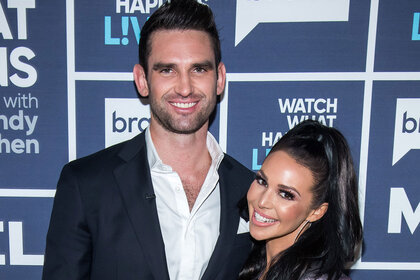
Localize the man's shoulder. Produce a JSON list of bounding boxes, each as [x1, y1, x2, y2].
[[64, 133, 146, 173], [220, 153, 254, 187], [221, 154, 253, 174]]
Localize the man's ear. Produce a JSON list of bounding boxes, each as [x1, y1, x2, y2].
[[216, 62, 226, 96], [307, 203, 328, 223], [133, 64, 149, 97]]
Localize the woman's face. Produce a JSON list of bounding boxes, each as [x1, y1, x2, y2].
[[247, 150, 320, 253]]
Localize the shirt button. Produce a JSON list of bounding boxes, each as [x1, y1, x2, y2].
[[176, 187, 181, 191]]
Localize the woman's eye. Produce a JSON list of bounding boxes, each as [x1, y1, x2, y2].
[[255, 175, 267, 187], [279, 190, 295, 200]]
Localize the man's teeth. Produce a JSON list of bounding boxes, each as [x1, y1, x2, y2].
[[172, 102, 196, 108], [255, 212, 276, 223]]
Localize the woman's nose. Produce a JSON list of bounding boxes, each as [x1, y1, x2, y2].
[[258, 188, 273, 209]]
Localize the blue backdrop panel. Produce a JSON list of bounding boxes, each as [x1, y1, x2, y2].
[[0, 197, 52, 279], [75, 81, 139, 158], [74, 0, 149, 72], [217, 0, 370, 72], [375, 0, 420, 71], [0, 0, 67, 189], [363, 81, 420, 262], [226, 81, 364, 171]]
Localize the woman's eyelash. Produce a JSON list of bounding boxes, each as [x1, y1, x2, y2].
[[278, 189, 295, 200], [255, 174, 295, 200], [255, 174, 266, 186]]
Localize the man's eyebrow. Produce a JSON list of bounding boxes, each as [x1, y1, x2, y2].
[[192, 60, 215, 69], [152, 63, 176, 70], [151, 61, 216, 71]]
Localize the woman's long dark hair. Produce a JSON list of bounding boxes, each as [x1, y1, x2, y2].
[[238, 120, 363, 280]]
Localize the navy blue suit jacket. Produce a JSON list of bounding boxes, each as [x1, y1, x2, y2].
[[42, 132, 254, 280]]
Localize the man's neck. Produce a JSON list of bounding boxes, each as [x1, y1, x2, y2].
[[149, 122, 213, 210], [149, 122, 210, 171]]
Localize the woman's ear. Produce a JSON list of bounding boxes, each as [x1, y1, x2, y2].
[[307, 203, 328, 223]]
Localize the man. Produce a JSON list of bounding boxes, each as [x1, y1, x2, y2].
[[42, 0, 254, 279]]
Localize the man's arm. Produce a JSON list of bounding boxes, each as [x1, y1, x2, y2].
[[42, 164, 92, 280]]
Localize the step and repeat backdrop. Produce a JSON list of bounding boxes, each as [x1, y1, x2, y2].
[[1, 0, 419, 279]]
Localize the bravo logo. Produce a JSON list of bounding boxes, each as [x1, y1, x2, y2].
[[105, 98, 150, 147], [235, 0, 350, 46], [392, 98, 420, 165]]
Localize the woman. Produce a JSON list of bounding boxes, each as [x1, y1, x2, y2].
[[239, 120, 363, 280]]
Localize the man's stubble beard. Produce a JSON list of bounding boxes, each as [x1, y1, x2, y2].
[[149, 92, 217, 135]]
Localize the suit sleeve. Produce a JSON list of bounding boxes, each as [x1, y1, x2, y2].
[[42, 164, 92, 280]]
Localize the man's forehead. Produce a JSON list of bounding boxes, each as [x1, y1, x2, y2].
[[147, 29, 216, 64], [149, 29, 212, 45]]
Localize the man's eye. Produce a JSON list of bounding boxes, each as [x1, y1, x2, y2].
[[160, 68, 173, 74], [193, 67, 206, 73]]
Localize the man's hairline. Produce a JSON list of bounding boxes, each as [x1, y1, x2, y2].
[[142, 27, 221, 75]]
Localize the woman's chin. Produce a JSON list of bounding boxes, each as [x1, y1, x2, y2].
[[249, 230, 265, 241]]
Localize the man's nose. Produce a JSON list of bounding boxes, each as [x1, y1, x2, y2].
[[175, 72, 193, 97]]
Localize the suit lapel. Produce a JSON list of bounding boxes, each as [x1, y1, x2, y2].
[[113, 133, 170, 280], [201, 158, 241, 280]]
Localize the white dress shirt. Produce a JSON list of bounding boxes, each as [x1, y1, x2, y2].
[[145, 128, 224, 280]]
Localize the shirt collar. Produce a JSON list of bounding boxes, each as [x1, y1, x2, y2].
[[145, 127, 224, 171]]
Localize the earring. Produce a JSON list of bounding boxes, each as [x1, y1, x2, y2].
[[294, 220, 311, 243]]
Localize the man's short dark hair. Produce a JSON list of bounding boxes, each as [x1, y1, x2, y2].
[[138, 0, 221, 73]]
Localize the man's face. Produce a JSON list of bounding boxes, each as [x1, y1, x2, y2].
[[134, 29, 226, 135]]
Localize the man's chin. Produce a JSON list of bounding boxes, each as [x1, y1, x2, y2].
[[164, 124, 204, 135]]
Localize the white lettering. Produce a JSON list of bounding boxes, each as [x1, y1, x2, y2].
[[9, 110, 24, 131], [9, 222, 44, 265], [388, 188, 420, 234], [287, 115, 307, 129], [130, 0, 145, 13], [305, 98, 315, 113], [278, 98, 296, 113], [261, 132, 273, 147], [25, 115, 37, 135], [294, 99, 306, 113], [314, 98, 326, 113], [0, 2, 13, 39], [0, 221, 5, 265], [116, 0, 130, 13], [3, 93, 39, 109], [0, 47, 7, 86], [279, 98, 338, 114], [327, 98, 338, 113], [116, 0, 164, 13], [325, 115, 336, 127], [287, 115, 336, 129], [145, 0, 158, 13], [9, 47, 37, 87], [0, 134, 40, 154], [7, 0, 36, 40], [0, 110, 38, 135]]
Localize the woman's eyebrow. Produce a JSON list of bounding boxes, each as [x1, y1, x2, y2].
[[277, 184, 301, 197]]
